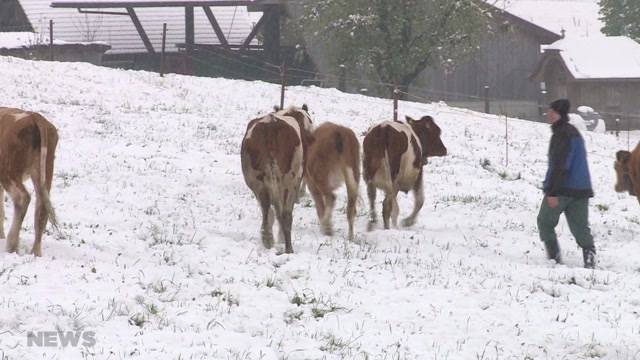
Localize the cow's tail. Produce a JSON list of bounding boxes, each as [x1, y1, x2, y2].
[[337, 131, 359, 192], [34, 116, 59, 232], [265, 158, 283, 212]]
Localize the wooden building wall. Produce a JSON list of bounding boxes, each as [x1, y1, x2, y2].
[[415, 20, 545, 102], [0, 0, 32, 31], [540, 60, 640, 127]]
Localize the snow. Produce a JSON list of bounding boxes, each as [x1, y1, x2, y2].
[[0, 55, 640, 359], [0, 32, 107, 49], [495, 0, 605, 38], [546, 36, 640, 79]]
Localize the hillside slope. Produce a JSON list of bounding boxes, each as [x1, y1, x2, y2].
[[0, 56, 639, 359]]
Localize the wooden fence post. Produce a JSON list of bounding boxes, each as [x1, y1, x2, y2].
[[160, 23, 167, 77], [338, 64, 346, 92], [505, 115, 509, 167], [280, 62, 287, 110], [484, 85, 490, 114], [49, 20, 54, 61], [393, 85, 399, 122]]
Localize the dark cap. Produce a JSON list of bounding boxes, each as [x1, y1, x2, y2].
[[550, 99, 570, 117]]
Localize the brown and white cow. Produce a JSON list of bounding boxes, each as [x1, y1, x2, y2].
[[305, 122, 360, 241], [241, 106, 313, 254], [0, 107, 59, 256], [363, 116, 446, 230], [614, 144, 640, 203]]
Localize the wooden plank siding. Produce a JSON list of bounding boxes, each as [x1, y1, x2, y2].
[[11, 0, 256, 54], [416, 20, 550, 103], [0, 0, 32, 31]]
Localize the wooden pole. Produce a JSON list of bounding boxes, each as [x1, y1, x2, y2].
[[505, 115, 509, 167], [628, 117, 631, 152], [280, 62, 287, 110], [160, 23, 167, 77], [484, 85, 490, 114], [393, 85, 399, 122], [185, 6, 195, 55], [338, 64, 346, 92], [49, 20, 54, 61]]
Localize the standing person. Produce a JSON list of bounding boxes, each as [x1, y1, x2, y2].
[[537, 99, 596, 269]]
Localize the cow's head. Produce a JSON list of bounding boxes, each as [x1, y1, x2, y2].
[[406, 115, 447, 162], [614, 150, 635, 195]]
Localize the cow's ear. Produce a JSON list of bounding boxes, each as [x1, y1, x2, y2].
[[302, 104, 309, 112], [405, 116, 415, 124], [617, 151, 631, 163]]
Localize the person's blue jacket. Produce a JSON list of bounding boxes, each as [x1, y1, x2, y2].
[[543, 119, 594, 198]]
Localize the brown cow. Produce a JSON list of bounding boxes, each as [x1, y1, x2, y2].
[[614, 144, 640, 202], [0, 107, 59, 256], [241, 106, 313, 254], [305, 122, 360, 241], [363, 116, 447, 230]]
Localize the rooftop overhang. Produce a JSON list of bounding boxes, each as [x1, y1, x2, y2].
[[480, 1, 562, 45], [50, 0, 284, 8], [529, 50, 575, 82], [49, 0, 288, 56]]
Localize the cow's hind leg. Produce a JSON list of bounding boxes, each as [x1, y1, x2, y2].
[[0, 186, 5, 239], [307, 179, 326, 232], [279, 193, 296, 254], [345, 168, 359, 241], [402, 171, 425, 227], [321, 192, 336, 236], [383, 191, 399, 229], [4, 181, 30, 254], [367, 182, 377, 231], [257, 189, 275, 249], [30, 174, 48, 257]]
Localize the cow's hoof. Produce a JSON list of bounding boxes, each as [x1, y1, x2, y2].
[[261, 234, 274, 249], [31, 248, 42, 257], [401, 218, 416, 227], [321, 225, 333, 237], [367, 222, 376, 232]]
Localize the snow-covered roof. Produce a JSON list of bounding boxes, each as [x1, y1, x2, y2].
[[493, 0, 605, 38], [0, 31, 109, 49], [545, 36, 640, 79], [17, 0, 255, 54]]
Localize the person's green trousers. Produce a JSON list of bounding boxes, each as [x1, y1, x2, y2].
[[537, 196, 594, 259]]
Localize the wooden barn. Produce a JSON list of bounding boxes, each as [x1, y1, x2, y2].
[[531, 36, 640, 128], [0, 0, 278, 72], [414, 5, 562, 120]]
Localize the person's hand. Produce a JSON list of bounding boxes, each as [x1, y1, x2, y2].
[[546, 196, 559, 209]]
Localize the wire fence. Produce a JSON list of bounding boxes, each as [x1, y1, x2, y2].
[[5, 20, 640, 130]]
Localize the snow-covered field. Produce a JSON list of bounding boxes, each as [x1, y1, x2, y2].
[[1, 56, 640, 360]]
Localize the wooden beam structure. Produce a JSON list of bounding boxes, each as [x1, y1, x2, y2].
[[126, 7, 155, 53], [262, 6, 281, 64], [239, 13, 266, 52], [50, 0, 289, 57], [185, 5, 194, 53], [53, 0, 264, 8], [202, 6, 229, 49]]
